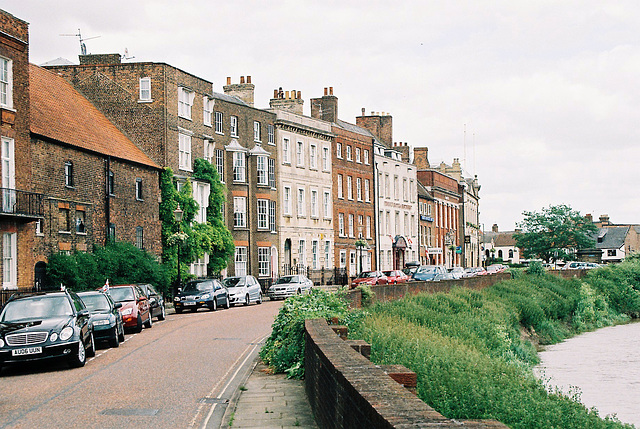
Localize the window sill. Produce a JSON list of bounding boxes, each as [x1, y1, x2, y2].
[[267, 142, 275, 146], [136, 198, 144, 202], [138, 99, 153, 103], [215, 131, 224, 136], [59, 231, 71, 235], [178, 116, 193, 121], [76, 232, 87, 236], [179, 167, 193, 173], [65, 185, 75, 190]]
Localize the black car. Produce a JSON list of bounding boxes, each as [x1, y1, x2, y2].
[[173, 279, 229, 313], [78, 291, 125, 348], [138, 283, 166, 321], [0, 290, 95, 372]]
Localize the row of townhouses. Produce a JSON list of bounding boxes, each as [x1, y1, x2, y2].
[[0, 9, 482, 292]]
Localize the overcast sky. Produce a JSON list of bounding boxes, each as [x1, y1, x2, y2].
[[5, 1, 640, 231]]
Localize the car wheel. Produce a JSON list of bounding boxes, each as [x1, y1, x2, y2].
[[144, 313, 153, 328], [175, 307, 183, 314], [69, 340, 87, 368], [244, 294, 250, 306], [86, 331, 96, 358], [109, 327, 120, 348], [257, 292, 262, 304], [211, 298, 217, 311], [224, 295, 230, 309], [135, 315, 143, 333], [158, 305, 166, 321], [118, 324, 125, 342]]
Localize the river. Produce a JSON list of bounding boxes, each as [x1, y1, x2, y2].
[[534, 321, 640, 427]]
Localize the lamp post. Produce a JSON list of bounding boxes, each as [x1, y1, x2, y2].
[[355, 237, 368, 275], [173, 204, 184, 298]]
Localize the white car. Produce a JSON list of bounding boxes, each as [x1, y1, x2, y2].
[[267, 275, 313, 300], [449, 266, 465, 279], [222, 276, 263, 306]]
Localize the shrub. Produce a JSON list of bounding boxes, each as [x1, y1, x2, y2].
[[355, 284, 375, 307]]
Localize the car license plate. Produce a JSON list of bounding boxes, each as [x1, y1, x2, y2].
[[12, 346, 42, 356], [184, 302, 195, 306]]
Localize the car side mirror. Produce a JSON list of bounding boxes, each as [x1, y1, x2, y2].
[[78, 309, 89, 317], [177, 288, 182, 293], [114, 302, 122, 309]]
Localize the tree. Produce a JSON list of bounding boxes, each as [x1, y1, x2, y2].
[[513, 204, 597, 263]]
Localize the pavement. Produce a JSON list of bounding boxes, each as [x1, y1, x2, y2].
[[220, 359, 319, 429]]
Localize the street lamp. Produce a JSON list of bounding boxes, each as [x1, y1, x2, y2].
[[173, 204, 184, 297], [355, 237, 368, 275]]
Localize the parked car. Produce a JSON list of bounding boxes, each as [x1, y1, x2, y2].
[[382, 270, 410, 284], [0, 290, 95, 370], [78, 291, 125, 348], [174, 279, 229, 313], [433, 272, 455, 281], [222, 276, 262, 306], [138, 283, 166, 321], [463, 267, 485, 277], [402, 261, 421, 277], [486, 264, 507, 274], [267, 275, 313, 300], [412, 265, 447, 281], [562, 261, 582, 270], [449, 266, 465, 279], [108, 285, 152, 333], [351, 271, 388, 289]]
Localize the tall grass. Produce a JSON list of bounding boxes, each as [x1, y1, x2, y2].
[[348, 259, 640, 428]]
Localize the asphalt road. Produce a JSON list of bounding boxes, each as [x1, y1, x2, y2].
[[0, 300, 282, 429]]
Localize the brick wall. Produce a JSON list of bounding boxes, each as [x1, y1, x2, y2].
[[305, 318, 508, 428]]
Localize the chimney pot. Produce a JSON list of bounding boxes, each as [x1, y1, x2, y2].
[[247, 76, 251, 84], [361, 108, 365, 115], [371, 111, 374, 115], [404, 142, 407, 146], [329, 87, 333, 95], [324, 87, 328, 96], [285, 91, 290, 99], [226, 77, 231, 85], [273, 89, 278, 98], [240, 76, 245, 84], [297, 90, 301, 99]]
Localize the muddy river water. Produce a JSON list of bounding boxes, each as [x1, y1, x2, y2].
[[534, 321, 640, 427]]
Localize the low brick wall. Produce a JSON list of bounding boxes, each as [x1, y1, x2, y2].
[[304, 318, 507, 428]]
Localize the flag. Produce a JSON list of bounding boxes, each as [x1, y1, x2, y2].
[[102, 279, 110, 293]]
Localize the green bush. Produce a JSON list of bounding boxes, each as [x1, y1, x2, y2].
[[259, 289, 351, 378], [356, 284, 375, 307]]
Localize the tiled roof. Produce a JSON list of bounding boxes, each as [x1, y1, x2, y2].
[[483, 231, 517, 246], [29, 64, 159, 169]]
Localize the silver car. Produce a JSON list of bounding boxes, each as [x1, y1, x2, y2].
[[222, 276, 263, 306], [267, 275, 313, 300]]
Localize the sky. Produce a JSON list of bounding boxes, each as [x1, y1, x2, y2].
[[4, 0, 640, 231]]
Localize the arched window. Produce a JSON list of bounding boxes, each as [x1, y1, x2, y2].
[[508, 249, 514, 259], [498, 250, 503, 258]]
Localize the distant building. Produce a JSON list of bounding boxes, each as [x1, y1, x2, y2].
[[583, 214, 640, 263], [417, 181, 436, 265], [482, 224, 521, 265]]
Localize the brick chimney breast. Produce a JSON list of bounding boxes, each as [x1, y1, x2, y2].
[[269, 85, 304, 115], [310, 87, 338, 123], [223, 76, 255, 107]]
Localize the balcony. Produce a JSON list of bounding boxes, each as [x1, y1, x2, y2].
[[0, 188, 44, 221]]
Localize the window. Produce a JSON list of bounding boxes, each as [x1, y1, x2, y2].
[[339, 250, 346, 268], [0, 58, 12, 109], [347, 176, 353, 200], [337, 174, 343, 199], [203, 97, 213, 126], [2, 232, 16, 288], [324, 241, 331, 268], [339, 213, 345, 236], [409, 179, 415, 203], [380, 210, 385, 235], [366, 216, 371, 239], [283, 186, 291, 215], [298, 240, 306, 266], [364, 179, 370, 202], [178, 87, 194, 119], [349, 251, 356, 276], [257, 199, 268, 229], [230, 115, 238, 137], [253, 121, 261, 142], [193, 181, 210, 223], [269, 200, 276, 232], [268, 158, 276, 188], [233, 197, 246, 228], [233, 151, 245, 182], [310, 144, 317, 169], [59, 207, 71, 232], [135, 178, 143, 200], [107, 171, 115, 196], [283, 138, 291, 164], [179, 133, 192, 171], [378, 172, 384, 197], [509, 249, 514, 259], [139, 77, 151, 101], [404, 213, 409, 236], [608, 249, 617, 257], [64, 161, 74, 187], [322, 146, 330, 171], [358, 214, 363, 237], [75, 210, 86, 234], [215, 111, 223, 134], [235, 247, 247, 276], [297, 188, 306, 217], [348, 214, 354, 237], [296, 141, 304, 166], [355, 147, 361, 163], [35, 219, 43, 236], [411, 215, 415, 236], [403, 178, 408, 201], [336, 142, 342, 159], [394, 175, 399, 200], [215, 149, 224, 181], [136, 226, 144, 249], [356, 178, 362, 201], [256, 155, 268, 185], [312, 240, 318, 269], [311, 189, 318, 218], [268, 124, 274, 145], [323, 191, 331, 218], [2, 137, 15, 212], [204, 140, 213, 163], [384, 174, 390, 198], [346, 145, 352, 161], [258, 247, 270, 276], [364, 149, 370, 165], [191, 255, 208, 278]]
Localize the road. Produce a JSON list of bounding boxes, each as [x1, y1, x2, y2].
[[0, 300, 282, 429]]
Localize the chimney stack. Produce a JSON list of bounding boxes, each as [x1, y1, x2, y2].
[[356, 109, 393, 147], [270, 85, 304, 115], [492, 224, 499, 233], [413, 147, 430, 169], [223, 75, 255, 107], [310, 86, 338, 123]]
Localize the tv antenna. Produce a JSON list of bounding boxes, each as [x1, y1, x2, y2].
[[60, 29, 101, 55], [122, 47, 135, 61]]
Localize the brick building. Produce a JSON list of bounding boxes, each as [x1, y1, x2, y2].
[[417, 181, 436, 265], [310, 88, 376, 276], [0, 11, 42, 291], [29, 65, 162, 274]]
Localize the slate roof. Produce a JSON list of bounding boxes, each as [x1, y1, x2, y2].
[[592, 226, 629, 249], [483, 231, 517, 247], [334, 119, 376, 137], [213, 92, 250, 107], [417, 181, 433, 200], [29, 64, 159, 169]]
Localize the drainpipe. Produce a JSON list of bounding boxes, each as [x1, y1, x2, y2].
[[105, 156, 111, 246], [373, 154, 379, 270]]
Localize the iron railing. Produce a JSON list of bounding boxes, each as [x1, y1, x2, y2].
[[0, 188, 44, 217]]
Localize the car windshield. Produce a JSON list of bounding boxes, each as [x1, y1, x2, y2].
[[222, 277, 244, 288], [109, 287, 135, 302], [382, 271, 393, 276], [416, 267, 437, 274], [275, 276, 296, 284], [183, 281, 211, 293], [79, 293, 111, 312], [1, 295, 73, 322], [359, 272, 377, 278]]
